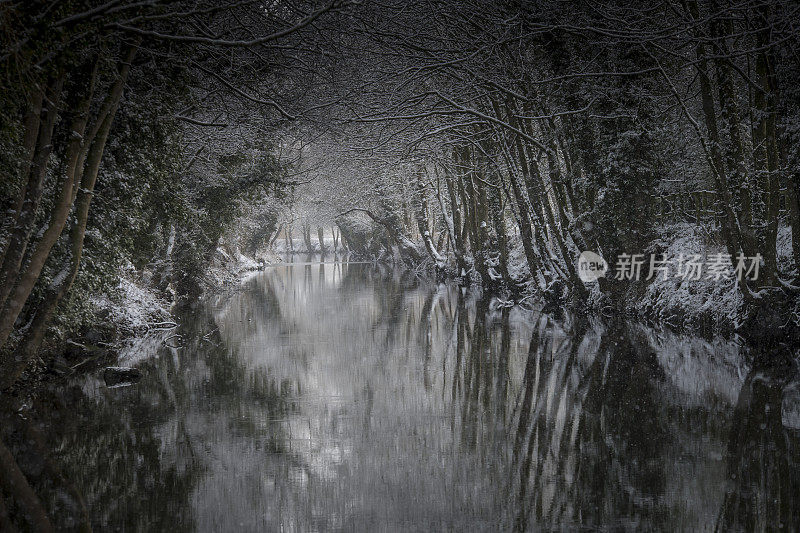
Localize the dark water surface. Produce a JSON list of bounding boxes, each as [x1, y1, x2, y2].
[[36, 261, 800, 530]]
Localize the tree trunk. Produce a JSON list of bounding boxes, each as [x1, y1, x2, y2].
[[444, 172, 468, 276], [1, 45, 137, 382], [750, 4, 781, 286], [0, 87, 44, 258], [0, 491, 13, 532], [488, 173, 513, 284], [711, 12, 754, 254], [317, 227, 325, 256], [685, 0, 749, 293], [268, 222, 284, 248], [0, 61, 99, 348], [302, 223, 313, 253], [285, 225, 294, 252], [469, 159, 491, 285], [414, 168, 445, 269], [0, 75, 65, 313]]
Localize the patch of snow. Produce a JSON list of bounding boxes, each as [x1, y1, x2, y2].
[[203, 244, 270, 291], [635, 223, 743, 330], [90, 270, 171, 337]]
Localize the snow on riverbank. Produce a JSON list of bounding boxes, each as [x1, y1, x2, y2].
[[203, 245, 277, 290], [92, 221, 791, 345], [89, 269, 172, 338], [633, 223, 795, 332], [94, 248, 270, 329], [87, 249, 272, 366], [635, 223, 743, 330]]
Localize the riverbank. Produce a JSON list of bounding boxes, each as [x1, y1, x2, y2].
[[336, 212, 799, 339], [5, 223, 794, 397], [1, 245, 275, 396]]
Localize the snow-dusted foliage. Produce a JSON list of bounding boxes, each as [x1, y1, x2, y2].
[[89, 270, 171, 338], [635, 224, 744, 331], [2, 0, 800, 389]]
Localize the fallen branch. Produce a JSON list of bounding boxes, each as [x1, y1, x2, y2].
[[146, 321, 178, 331]]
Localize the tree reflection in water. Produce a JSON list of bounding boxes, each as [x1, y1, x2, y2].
[[716, 351, 800, 532], [3, 260, 799, 531]]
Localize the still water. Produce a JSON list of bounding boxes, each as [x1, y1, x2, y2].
[[48, 261, 800, 530]]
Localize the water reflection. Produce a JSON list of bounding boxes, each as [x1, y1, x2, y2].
[[717, 357, 800, 532], [17, 261, 800, 530]]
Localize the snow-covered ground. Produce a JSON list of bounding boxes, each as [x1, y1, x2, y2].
[[90, 271, 172, 338], [89, 246, 272, 351], [635, 223, 744, 330], [635, 223, 795, 331], [203, 244, 287, 292]]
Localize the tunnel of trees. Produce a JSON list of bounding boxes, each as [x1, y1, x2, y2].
[[1, 1, 800, 527], [2, 0, 799, 383]]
